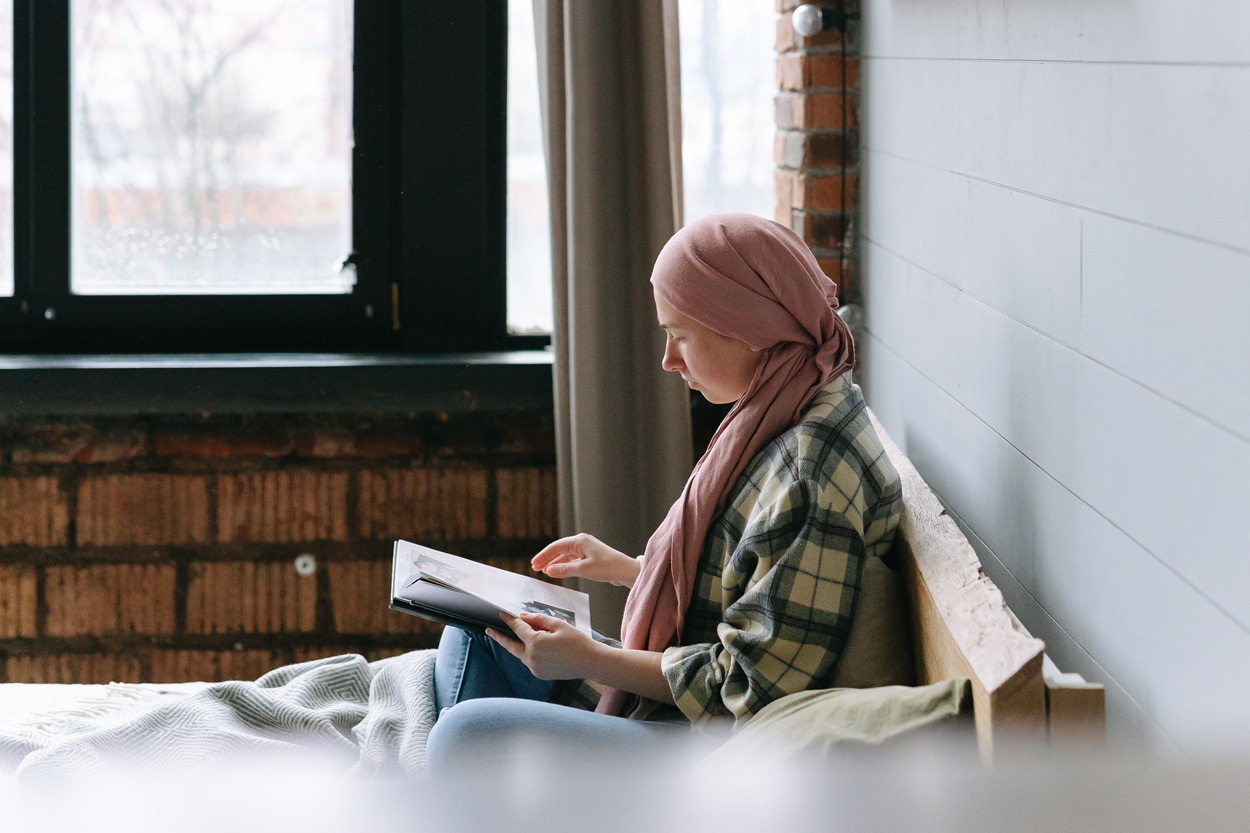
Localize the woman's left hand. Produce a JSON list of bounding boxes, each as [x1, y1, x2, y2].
[[487, 610, 601, 681]]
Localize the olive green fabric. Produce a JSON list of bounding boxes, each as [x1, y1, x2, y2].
[[707, 678, 970, 760], [828, 553, 914, 690]]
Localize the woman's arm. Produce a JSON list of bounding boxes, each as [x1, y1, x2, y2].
[[488, 610, 675, 704], [531, 534, 642, 588], [660, 479, 870, 723]]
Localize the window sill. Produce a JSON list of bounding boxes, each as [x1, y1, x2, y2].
[[0, 351, 554, 415]]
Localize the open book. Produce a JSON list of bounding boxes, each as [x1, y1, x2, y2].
[[389, 540, 592, 636]]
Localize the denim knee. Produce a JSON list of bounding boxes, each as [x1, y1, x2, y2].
[[426, 698, 509, 773]]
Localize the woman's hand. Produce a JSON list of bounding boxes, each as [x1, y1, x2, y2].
[[489, 611, 676, 703], [531, 534, 642, 588], [487, 610, 602, 681]]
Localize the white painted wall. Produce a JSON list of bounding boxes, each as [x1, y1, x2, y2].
[[858, 0, 1250, 755]]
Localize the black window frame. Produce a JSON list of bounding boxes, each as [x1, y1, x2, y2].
[[0, 0, 546, 355]]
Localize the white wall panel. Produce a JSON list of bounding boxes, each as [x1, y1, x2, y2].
[[957, 61, 1250, 253], [860, 152, 967, 288], [861, 241, 963, 399], [954, 0, 1250, 65], [860, 57, 962, 171], [864, 156, 1085, 346], [956, 295, 1250, 633], [862, 0, 1250, 64], [958, 180, 1083, 346], [862, 336, 1250, 754], [860, 0, 1250, 752], [1081, 215, 1250, 441], [961, 517, 1172, 753], [860, 0, 959, 61]]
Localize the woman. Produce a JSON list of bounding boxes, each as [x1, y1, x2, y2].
[[427, 213, 904, 766]]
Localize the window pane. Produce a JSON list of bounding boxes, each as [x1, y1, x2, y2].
[[0, 0, 12, 296], [505, 0, 552, 335], [679, 0, 775, 223], [71, 0, 353, 296]]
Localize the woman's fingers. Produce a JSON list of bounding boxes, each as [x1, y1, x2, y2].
[[515, 609, 562, 632], [531, 541, 577, 571], [502, 609, 557, 640], [485, 626, 525, 660], [540, 557, 585, 578]]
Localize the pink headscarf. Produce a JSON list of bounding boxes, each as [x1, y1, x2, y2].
[[597, 213, 856, 717]]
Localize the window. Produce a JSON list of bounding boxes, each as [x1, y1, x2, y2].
[[678, 0, 774, 222], [1, 0, 547, 354], [504, 0, 551, 336], [0, 0, 12, 295]]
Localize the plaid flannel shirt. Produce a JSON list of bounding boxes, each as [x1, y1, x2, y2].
[[552, 373, 902, 724], [660, 372, 902, 725]]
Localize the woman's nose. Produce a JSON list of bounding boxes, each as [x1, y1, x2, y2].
[[661, 340, 681, 372]]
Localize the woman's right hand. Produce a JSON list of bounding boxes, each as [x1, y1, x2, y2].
[[531, 534, 642, 588]]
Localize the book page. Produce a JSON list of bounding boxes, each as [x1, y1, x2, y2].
[[393, 540, 592, 634]]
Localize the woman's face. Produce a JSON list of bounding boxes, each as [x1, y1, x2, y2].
[[655, 291, 762, 405]]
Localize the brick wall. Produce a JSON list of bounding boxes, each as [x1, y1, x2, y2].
[[0, 410, 556, 683], [774, 0, 860, 299]]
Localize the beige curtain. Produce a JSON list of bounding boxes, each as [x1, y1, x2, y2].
[[534, 0, 693, 637]]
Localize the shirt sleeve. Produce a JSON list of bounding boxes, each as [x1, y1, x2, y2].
[[659, 478, 865, 724]]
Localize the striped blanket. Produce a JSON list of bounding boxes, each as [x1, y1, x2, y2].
[[0, 650, 438, 781]]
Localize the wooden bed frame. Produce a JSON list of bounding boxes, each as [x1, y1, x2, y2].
[[869, 410, 1105, 760]]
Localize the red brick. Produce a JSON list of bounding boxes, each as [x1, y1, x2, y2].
[[154, 427, 293, 459], [327, 560, 437, 636], [777, 53, 859, 91], [216, 470, 349, 543], [44, 564, 177, 637], [5, 653, 143, 684], [0, 477, 69, 546], [774, 92, 857, 130], [817, 256, 845, 283], [808, 131, 852, 168], [150, 649, 275, 683], [774, 168, 798, 209], [774, 130, 852, 170], [292, 645, 431, 665], [186, 560, 317, 634], [496, 466, 557, 540], [77, 474, 210, 546], [0, 565, 37, 638], [10, 423, 146, 464], [357, 467, 489, 541], [293, 428, 424, 459], [774, 131, 798, 168], [792, 210, 851, 250], [776, 171, 858, 213]]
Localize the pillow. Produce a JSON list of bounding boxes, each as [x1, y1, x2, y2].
[[707, 678, 971, 761], [828, 554, 914, 689]]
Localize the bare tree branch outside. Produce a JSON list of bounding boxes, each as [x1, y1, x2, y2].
[[71, 0, 353, 295]]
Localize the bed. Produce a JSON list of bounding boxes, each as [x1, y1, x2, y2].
[[0, 410, 1102, 780]]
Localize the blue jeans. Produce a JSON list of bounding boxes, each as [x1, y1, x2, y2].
[[427, 626, 693, 773], [433, 624, 557, 712]]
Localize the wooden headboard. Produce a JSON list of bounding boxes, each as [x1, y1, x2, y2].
[[868, 409, 1100, 759]]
